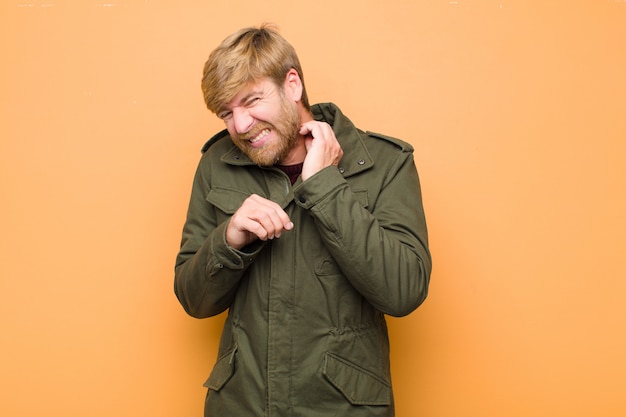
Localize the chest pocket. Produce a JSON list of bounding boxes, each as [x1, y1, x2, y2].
[[352, 189, 369, 211], [206, 187, 258, 225]]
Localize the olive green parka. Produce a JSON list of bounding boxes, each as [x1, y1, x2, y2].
[[175, 103, 431, 417]]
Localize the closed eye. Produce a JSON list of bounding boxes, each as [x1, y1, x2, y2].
[[218, 110, 232, 120], [245, 96, 261, 107]]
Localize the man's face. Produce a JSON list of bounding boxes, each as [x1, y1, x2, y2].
[[218, 78, 301, 166]]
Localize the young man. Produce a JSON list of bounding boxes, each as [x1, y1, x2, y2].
[[175, 25, 431, 417]]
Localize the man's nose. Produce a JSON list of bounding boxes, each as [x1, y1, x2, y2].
[[232, 107, 254, 134]]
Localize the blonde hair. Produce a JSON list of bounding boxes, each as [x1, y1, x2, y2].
[[201, 24, 310, 114]]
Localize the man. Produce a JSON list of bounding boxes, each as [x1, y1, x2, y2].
[[175, 25, 431, 417]]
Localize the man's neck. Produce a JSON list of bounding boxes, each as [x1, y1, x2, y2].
[[277, 137, 307, 165], [276, 108, 314, 166]]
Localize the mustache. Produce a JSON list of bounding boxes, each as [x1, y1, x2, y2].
[[237, 123, 272, 141]]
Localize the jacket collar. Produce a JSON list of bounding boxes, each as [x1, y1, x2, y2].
[[312, 102, 373, 178]]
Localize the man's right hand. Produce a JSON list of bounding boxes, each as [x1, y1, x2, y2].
[[226, 194, 294, 250]]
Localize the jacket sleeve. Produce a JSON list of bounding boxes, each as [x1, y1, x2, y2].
[[174, 159, 265, 318], [292, 150, 431, 317]]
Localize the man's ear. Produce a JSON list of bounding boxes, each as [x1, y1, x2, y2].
[[283, 68, 303, 102]]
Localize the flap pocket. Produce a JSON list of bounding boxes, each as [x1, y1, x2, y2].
[[322, 352, 391, 405], [206, 187, 255, 215], [352, 189, 369, 209], [203, 345, 237, 391], [315, 257, 342, 277]]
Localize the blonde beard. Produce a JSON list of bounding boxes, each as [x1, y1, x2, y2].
[[233, 97, 300, 167]]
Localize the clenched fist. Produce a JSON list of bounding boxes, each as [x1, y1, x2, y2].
[[226, 194, 294, 249]]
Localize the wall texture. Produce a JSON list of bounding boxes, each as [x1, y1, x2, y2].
[[1, 1, 625, 416]]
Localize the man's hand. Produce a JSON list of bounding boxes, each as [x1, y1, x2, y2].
[[299, 121, 344, 181], [226, 194, 294, 250]]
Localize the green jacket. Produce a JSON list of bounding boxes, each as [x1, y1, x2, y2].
[[175, 103, 431, 417]]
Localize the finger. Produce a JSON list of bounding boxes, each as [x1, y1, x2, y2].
[[300, 121, 328, 140], [301, 121, 336, 144], [299, 122, 313, 136], [301, 121, 322, 135], [247, 195, 293, 237], [251, 211, 283, 239]]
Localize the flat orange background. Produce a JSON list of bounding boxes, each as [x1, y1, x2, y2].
[[2, 1, 625, 416]]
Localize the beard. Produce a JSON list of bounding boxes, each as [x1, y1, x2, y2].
[[232, 96, 301, 167]]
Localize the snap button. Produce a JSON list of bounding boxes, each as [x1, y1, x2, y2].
[[338, 167, 345, 174], [298, 196, 306, 204], [358, 159, 365, 165]]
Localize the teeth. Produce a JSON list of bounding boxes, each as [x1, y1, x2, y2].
[[249, 129, 269, 144]]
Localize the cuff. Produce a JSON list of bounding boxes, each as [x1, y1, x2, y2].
[[293, 166, 346, 209]]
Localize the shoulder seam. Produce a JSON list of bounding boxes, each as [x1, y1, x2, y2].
[[365, 131, 414, 152]]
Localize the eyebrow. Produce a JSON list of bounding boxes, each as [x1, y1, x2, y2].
[[239, 88, 264, 105], [220, 85, 267, 113]]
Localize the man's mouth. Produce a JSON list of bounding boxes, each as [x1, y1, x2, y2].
[[249, 128, 270, 144]]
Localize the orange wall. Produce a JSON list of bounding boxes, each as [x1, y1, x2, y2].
[[2, 1, 625, 416]]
